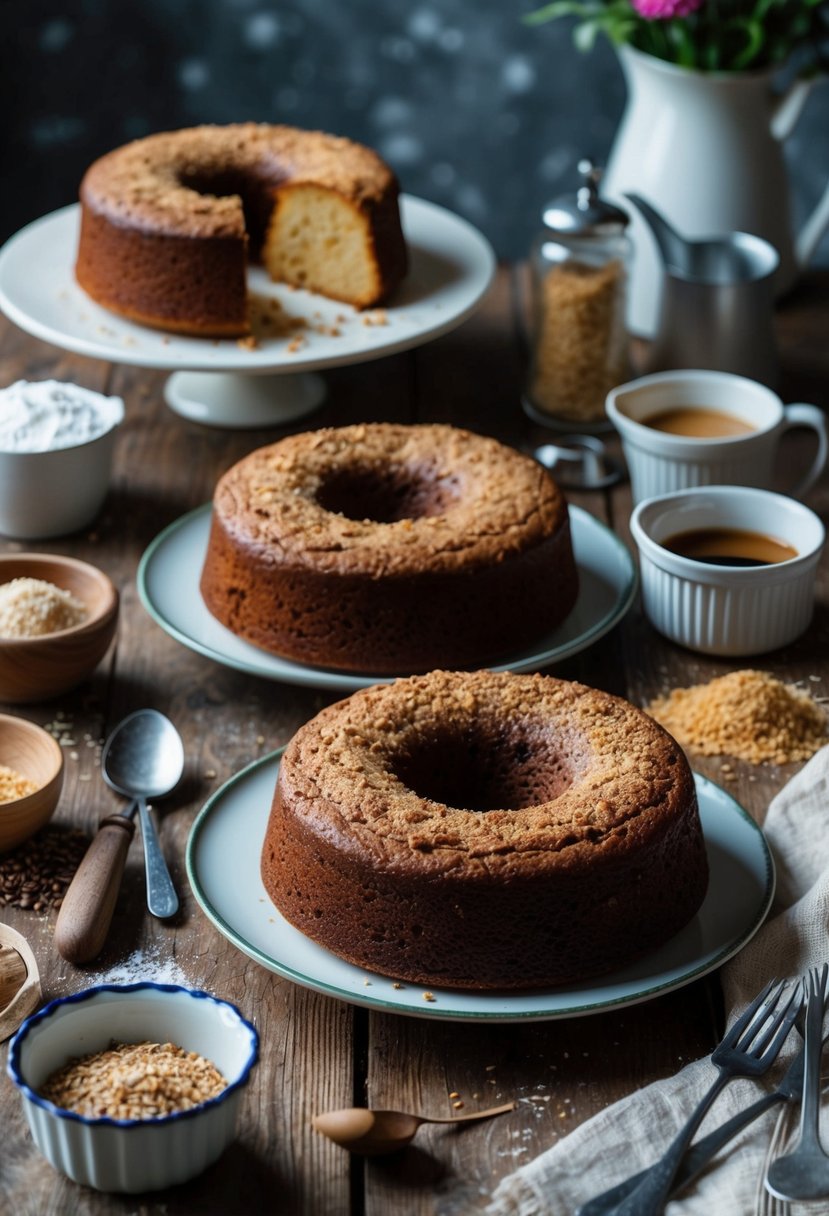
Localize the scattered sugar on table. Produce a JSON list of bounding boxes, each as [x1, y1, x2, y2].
[[646, 670, 828, 765]]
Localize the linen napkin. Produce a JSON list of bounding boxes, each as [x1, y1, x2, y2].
[[486, 745, 829, 1216]]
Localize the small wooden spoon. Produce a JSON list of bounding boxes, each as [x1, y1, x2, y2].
[[0, 924, 41, 1041], [313, 1100, 516, 1156]]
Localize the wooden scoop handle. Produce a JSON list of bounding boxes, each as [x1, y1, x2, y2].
[[54, 815, 135, 963]]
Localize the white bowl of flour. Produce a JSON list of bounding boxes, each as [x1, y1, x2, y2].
[[0, 380, 124, 539]]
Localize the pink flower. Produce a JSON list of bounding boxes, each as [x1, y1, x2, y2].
[[632, 0, 704, 17]]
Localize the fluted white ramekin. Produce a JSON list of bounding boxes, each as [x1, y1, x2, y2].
[[630, 486, 825, 656], [7, 983, 258, 1193]]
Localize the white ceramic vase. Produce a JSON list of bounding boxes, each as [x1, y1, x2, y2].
[[603, 45, 829, 337]]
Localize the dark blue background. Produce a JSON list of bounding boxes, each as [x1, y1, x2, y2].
[[5, 0, 829, 264]]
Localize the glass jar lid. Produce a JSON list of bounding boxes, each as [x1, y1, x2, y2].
[[542, 159, 629, 237]]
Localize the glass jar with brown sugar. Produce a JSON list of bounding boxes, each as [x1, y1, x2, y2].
[[525, 161, 631, 432]]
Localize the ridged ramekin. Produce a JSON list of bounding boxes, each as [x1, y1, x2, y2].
[[630, 486, 825, 656], [7, 983, 258, 1193]]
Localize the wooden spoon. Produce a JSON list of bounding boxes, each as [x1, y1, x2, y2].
[[0, 923, 41, 1041], [312, 1100, 516, 1155]]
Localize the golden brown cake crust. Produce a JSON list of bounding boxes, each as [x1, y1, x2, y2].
[[79, 123, 400, 239], [261, 670, 709, 989], [199, 423, 580, 672], [75, 123, 407, 334]]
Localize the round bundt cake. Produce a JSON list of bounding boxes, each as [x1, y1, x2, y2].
[[75, 123, 408, 336], [261, 669, 709, 989], [199, 422, 580, 674]]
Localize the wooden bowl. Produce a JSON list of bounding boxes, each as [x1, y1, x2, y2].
[[0, 714, 64, 852], [0, 554, 119, 704]]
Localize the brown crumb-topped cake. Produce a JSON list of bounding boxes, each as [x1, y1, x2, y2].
[[199, 422, 579, 674], [75, 123, 408, 336], [261, 670, 709, 989]]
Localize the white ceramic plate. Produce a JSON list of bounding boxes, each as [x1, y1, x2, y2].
[[0, 198, 495, 372], [137, 503, 638, 690], [186, 756, 774, 1022]]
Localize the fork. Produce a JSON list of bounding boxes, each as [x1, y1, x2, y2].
[[577, 978, 802, 1216], [765, 965, 829, 1203], [580, 1018, 813, 1214]]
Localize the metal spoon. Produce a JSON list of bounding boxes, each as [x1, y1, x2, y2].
[[533, 435, 624, 490], [54, 710, 183, 963], [312, 1100, 516, 1156], [102, 709, 182, 920]]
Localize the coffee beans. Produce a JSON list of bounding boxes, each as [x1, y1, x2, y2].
[[0, 826, 88, 912]]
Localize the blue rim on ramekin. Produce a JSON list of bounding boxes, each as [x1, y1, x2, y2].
[[7, 981, 259, 1128]]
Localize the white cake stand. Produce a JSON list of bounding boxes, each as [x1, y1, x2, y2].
[[0, 197, 495, 428]]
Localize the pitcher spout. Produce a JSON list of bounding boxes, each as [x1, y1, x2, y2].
[[624, 195, 689, 274]]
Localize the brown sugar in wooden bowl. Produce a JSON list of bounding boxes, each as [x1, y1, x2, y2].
[[0, 554, 119, 704], [0, 714, 64, 852]]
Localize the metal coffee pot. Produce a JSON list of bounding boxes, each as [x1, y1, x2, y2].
[[626, 194, 780, 388]]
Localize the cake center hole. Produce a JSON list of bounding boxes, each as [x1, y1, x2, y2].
[[390, 724, 575, 812], [177, 168, 287, 254], [316, 463, 461, 523]]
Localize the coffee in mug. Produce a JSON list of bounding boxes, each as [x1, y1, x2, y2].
[[644, 408, 756, 438], [606, 370, 829, 506], [663, 527, 798, 566]]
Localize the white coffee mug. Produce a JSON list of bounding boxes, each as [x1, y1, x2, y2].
[[606, 370, 828, 506]]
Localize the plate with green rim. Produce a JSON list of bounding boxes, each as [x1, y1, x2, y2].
[[138, 503, 637, 691], [186, 753, 775, 1023]]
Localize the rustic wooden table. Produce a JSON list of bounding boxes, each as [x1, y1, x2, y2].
[[1, 269, 827, 1216]]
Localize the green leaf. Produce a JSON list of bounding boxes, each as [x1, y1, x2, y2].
[[606, 17, 639, 44], [667, 21, 698, 67], [522, 2, 596, 25], [729, 17, 767, 69], [573, 17, 604, 50], [703, 39, 721, 71]]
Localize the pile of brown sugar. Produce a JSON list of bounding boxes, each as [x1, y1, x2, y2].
[[646, 670, 828, 765]]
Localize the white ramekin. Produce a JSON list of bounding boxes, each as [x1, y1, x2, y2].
[[7, 983, 258, 1193], [630, 486, 825, 656], [0, 392, 123, 540]]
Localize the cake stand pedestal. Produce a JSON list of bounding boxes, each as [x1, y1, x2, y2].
[[0, 197, 495, 430], [163, 370, 327, 427]]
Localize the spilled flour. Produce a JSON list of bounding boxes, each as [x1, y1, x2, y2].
[[54, 943, 193, 992]]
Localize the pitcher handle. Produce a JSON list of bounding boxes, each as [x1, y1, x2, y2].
[[781, 404, 829, 499], [771, 77, 829, 267], [796, 188, 829, 268], [771, 77, 814, 141]]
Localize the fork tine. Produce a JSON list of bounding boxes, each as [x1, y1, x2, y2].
[[750, 982, 802, 1060], [722, 977, 778, 1048]]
